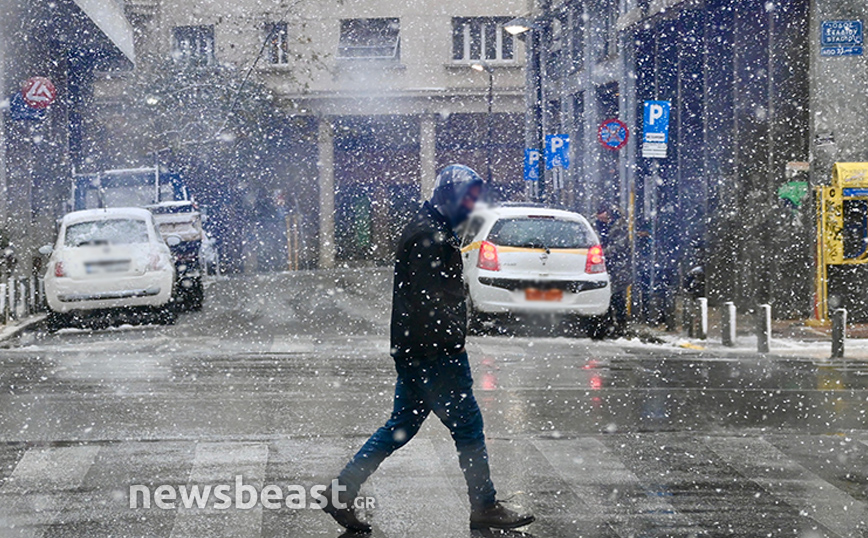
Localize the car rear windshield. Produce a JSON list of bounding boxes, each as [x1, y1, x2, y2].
[[65, 218, 149, 247], [487, 217, 595, 249]]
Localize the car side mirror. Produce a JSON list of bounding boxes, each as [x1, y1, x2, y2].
[[38, 244, 53, 256], [165, 235, 182, 247]]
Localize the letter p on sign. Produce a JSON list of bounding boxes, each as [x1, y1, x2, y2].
[[648, 104, 664, 125]]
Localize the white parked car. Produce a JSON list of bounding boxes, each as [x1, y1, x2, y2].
[[460, 203, 611, 334], [42, 208, 176, 327]]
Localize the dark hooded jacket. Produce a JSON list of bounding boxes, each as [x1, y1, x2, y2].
[[595, 209, 631, 289], [390, 201, 466, 362]]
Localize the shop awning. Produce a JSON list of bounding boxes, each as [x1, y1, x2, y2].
[[73, 0, 135, 63]]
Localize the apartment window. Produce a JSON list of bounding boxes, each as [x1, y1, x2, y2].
[[172, 25, 215, 66], [452, 18, 514, 62], [337, 18, 400, 60], [265, 22, 289, 65]]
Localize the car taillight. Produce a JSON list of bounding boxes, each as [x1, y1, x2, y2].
[[477, 241, 500, 271], [147, 252, 162, 272], [54, 261, 65, 278], [586, 245, 606, 274]]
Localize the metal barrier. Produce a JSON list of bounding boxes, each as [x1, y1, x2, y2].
[[2, 276, 45, 324]]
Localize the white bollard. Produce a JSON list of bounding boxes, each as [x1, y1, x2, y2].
[[697, 297, 708, 340], [722, 302, 736, 347], [17, 279, 26, 318]]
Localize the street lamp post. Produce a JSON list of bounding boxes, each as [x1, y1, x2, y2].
[[505, 16, 546, 203], [471, 61, 495, 186]]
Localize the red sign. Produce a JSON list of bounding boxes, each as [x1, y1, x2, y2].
[[21, 77, 57, 109], [598, 118, 629, 151]]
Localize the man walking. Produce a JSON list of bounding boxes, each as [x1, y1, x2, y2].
[[595, 202, 631, 338], [322, 165, 535, 532]]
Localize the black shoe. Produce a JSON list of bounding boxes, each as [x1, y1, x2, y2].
[[470, 501, 535, 530], [321, 483, 371, 533]]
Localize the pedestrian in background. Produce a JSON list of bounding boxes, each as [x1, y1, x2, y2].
[[594, 202, 631, 338]]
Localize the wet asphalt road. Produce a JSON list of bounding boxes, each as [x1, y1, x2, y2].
[[1, 269, 867, 537]]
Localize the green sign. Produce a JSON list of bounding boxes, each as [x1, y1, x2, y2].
[[778, 181, 809, 207]]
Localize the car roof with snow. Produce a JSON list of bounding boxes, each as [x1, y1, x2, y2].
[[61, 207, 154, 225], [145, 200, 197, 214], [473, 203, 589, 222]]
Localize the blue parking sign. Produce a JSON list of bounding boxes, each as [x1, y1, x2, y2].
[[642, 100, 671, 159], [545, 134, 570, 170], [524, 149, 540, 181]]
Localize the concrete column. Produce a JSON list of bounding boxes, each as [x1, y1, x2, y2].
[[419, 114, 436, 201], [317, 117, 335, 269]]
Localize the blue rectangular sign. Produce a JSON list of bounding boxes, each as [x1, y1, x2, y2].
[[9, 93, 45, 121], [641, 100, 671, 159], [821, 20, 863, 56], [545, 134, 570, 170], [523, 149, 540, 181], [842, 188, 868, 197]]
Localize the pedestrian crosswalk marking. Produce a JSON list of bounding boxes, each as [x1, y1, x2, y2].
[[367, 437, 469, 537], [0, 445, 100, 538], [268, 336, 316, 354], [169, 442, 269, 538], [0, 437, 866, 536], [708, 437, 868, 536], [535, 438, 698, 536]]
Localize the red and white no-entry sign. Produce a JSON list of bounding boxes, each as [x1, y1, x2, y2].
[[21, 77, 57, 109]]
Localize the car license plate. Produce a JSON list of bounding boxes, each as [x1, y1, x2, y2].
[[85, 261, 130, 274], [525, 288, 563, 301]]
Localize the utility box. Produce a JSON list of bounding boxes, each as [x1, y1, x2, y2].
[[815, 163, 868, 322]]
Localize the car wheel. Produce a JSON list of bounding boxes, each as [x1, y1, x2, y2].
[[466, 297, 485, 336], [580, 314, 611, 340], [155, 307, 177, 325], [189, 279, 204, 311], [46, 311, 71, 331]]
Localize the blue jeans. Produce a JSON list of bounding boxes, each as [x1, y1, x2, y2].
[[338, 351, 497, 510]]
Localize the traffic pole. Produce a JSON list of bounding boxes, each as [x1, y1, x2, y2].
[[756, 304, 771, 354]]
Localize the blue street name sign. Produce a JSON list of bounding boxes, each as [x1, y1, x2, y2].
[[545, 134, 570, 170], [9, 92, 45, 121], [524, 149, 540, 181], [641, 100, 671, 159], [821, 20, 863, 57]]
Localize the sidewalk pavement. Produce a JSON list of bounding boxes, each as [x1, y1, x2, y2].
[[0, 313, 46, 344], [632, 306, 868, 361]]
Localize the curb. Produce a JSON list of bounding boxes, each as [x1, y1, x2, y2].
[[0, 313, 47, 343]]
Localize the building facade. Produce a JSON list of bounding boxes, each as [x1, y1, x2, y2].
[[530, 0, 868, 322], [1, 0, 135, 277], [92, 0, 530, 272]]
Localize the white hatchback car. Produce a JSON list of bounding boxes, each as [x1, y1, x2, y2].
[[460, 203, 611, 328], [43, 208, 175, 325]]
